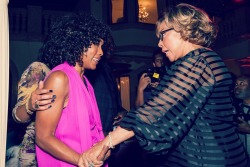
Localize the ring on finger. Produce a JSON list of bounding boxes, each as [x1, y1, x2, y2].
[[35, 100, 39, 109], [88, 162, 94, 167]]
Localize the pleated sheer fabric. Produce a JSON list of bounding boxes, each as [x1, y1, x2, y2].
[[119, 48, 248, 166]]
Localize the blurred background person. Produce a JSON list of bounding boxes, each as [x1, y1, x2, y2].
[[7, 46, 57, 167], [135, 49, 170, 109], [234, 74, 250, 164], [8, 70, 56, 166]]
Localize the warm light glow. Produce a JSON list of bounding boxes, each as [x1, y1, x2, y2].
[[119, 76, 130, 111], [138, 4, 149, 22]]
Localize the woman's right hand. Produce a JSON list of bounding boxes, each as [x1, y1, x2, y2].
[[28, 81, 56, 112], [78, 141, 110, 167]]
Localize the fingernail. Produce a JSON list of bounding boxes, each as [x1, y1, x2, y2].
[[51, 99, 55, 103], [49, 90, 53, 92], [48, 105, 52, 109], [52, 95, 56, 99]]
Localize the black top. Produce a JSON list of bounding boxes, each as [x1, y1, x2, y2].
[[119, 48, 247, 166]]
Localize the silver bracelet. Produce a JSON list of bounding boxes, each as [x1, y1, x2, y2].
[[108, 132, 115, 149], [12, 106, 22, 122], [25, 97, 34, 115]]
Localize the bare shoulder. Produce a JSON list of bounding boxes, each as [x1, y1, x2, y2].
[[44, 70, 69, 96]]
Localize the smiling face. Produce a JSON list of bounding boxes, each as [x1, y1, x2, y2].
[[157, 22, 186, 62], [82, 39, 104, 71]]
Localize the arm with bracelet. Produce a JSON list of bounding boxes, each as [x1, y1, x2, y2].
[[12, 62, 55, 123], [10, 62, 57, 166]]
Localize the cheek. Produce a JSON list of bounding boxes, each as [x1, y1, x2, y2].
[[168, 33, 183, 47], [82, 55, 91, 66], [84, 51, 96, 62], [86, 46, 98, 57], [86, 52, 94, 59]]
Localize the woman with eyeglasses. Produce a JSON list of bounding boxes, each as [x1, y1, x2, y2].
[[79, 3, 247, 167]]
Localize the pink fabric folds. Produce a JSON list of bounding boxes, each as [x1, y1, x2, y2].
[[36, 62, 106, 167]]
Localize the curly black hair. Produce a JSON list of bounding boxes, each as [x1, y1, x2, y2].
[[38, 12, 113, 69]]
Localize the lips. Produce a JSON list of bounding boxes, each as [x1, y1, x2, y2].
[[162, 49, 168, 53], [92, 57, 100, 63]]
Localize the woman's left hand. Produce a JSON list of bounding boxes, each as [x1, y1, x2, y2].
[[29, 81, 56, 111]]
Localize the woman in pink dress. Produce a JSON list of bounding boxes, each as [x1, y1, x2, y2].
[[35, 12, 112, 167]]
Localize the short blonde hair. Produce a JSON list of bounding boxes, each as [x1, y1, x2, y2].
[[156, 3, 218, 47]]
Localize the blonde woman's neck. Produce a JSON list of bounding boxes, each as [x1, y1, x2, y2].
[[181, 42, 203, 58]]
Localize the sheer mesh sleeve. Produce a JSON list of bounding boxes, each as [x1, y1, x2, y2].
[[119, 48, 231, 155], [12, 62, 50, 123]]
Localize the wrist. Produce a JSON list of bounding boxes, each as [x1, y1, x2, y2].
[[25, 98, 34, 115], [13, 106, 22, 122], [137, 88, 145, 93], [107, 132, 115, 149], [76, 154, 81, 166]]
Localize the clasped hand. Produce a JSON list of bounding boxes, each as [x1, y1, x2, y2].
[[78, 141, 111, 167]]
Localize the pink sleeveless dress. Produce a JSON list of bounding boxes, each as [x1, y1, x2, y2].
[[36, 62, 107, 167]]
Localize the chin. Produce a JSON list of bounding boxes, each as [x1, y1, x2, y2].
[[168, 58, 175, 62], [90, 66, 97, 70]]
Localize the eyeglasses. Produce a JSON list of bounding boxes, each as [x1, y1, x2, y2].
[[158, 28, 174, 41]]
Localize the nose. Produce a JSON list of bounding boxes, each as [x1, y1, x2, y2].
[[234, 85, 239, 91], [99, 48, 103, 57], [158, 40, 162, 48]]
